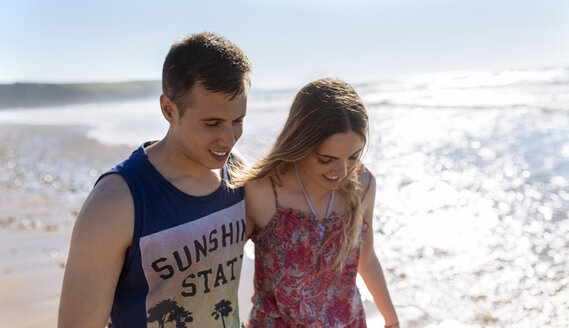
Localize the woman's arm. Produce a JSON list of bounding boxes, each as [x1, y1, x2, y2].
[[357, 173, 399, 327]]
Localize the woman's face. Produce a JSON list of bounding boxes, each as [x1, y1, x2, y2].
[[296, 131, 364, 192]]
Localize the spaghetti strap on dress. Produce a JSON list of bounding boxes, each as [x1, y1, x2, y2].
[[269, 176, 280, 209]]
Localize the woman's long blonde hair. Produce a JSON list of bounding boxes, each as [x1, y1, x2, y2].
[[234, 78, 369, 271]]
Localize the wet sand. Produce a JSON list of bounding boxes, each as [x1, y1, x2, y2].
[[0, 124, 132, 327]]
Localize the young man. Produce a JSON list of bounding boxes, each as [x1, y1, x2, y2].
[[58, 32, 252, 328]]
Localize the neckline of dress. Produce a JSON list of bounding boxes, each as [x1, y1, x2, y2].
[[295, 164, 335, 219]]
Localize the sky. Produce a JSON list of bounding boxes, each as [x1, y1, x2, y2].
[[1, 0, 569, 89]]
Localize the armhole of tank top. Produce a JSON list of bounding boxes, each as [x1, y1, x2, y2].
[[94, 170, 115, 186]]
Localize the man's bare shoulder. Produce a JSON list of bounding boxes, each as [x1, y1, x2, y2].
[[91, 173, 131, 200], [59, 173, 134, 327], [73, 173, 134, 247]]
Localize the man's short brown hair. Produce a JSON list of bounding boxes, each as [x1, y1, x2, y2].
[[162, 32, 252, 113]]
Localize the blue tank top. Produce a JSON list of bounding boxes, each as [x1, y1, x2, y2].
[[99, 143, 246, 328]]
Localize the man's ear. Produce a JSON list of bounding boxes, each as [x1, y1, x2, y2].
[[160, 94, 178, 123]]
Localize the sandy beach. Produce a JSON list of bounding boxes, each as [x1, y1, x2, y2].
[[0, 124, 132, 327]]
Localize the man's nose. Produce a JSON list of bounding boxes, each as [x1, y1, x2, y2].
[[219, 125, 236, 148]]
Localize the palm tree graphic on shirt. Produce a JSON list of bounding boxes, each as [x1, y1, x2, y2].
[[211, 299, 233, 328], [147, 299, 193, 328]]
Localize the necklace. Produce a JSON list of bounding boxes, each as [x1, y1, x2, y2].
[[295, 165, 335, 241]]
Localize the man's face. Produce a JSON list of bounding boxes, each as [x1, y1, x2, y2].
[[166, 82, 247, 171]]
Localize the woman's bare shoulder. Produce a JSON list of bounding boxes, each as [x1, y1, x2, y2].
[[245, 175, 278, 228], [358, 165, 376, 200], [245, 175, 273, 197]]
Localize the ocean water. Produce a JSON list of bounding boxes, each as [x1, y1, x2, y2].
[[1, 66, 568, 327]]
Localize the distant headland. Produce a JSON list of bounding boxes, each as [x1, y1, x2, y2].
[[0, 81, 161, 109]]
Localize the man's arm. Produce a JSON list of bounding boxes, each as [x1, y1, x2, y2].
[[58, 174, 134, 328]]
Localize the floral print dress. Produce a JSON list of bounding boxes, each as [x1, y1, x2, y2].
[[247, 178, 368, 328]]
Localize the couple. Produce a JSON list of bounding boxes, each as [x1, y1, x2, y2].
[[58, 32, 399, 328]]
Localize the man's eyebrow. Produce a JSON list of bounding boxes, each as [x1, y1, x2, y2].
[[200, 117, 224, 121], [200, 114, 245, 122]]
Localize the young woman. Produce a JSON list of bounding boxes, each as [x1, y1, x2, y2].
[[238, 78, 399, 327]]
